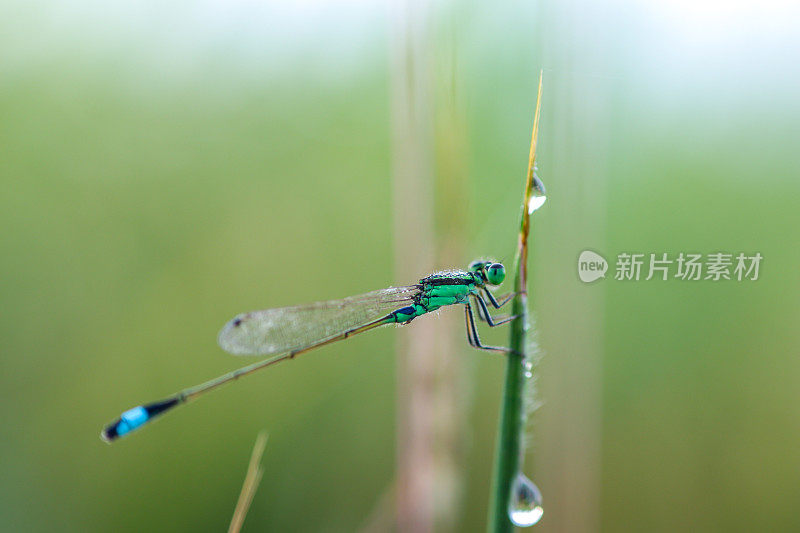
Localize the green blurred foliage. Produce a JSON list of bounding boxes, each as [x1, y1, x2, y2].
[[1, 2, 798, 532]]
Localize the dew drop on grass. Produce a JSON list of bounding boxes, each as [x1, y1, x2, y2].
[[528, 195, 547, 214], [523, 360, 533, 379], [527, 173, 547, 214], [508, 472, 543, 527]]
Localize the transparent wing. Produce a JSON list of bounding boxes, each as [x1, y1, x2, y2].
[[218, 286, 420, 356]]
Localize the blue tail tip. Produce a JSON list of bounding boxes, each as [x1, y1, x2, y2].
[[101, 397, 180, 443], [102, 406, 149, 442]]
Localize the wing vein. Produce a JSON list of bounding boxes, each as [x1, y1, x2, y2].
[[217, 286, 419, 355]]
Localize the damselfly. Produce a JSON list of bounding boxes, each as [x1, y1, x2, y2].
[[102, 260, 515, 442]]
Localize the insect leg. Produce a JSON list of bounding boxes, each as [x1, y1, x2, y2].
[[473, 294, 517, 327], [464, 302, 513, 353]]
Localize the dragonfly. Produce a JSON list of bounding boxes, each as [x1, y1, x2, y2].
[[102, 260, 516, 442]]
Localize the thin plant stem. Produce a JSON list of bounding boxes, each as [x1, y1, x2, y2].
[[228, 431, 269, 533], [389, 1, 439, 531], [488, 71, 544, 533]]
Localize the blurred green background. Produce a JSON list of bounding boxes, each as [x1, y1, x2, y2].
[[2, 1, 799, 532]]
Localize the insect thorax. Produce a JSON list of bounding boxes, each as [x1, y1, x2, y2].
[[417, 270, 478, 306]]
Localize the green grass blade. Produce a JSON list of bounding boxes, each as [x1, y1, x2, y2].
[[488, 71, 544, 532]]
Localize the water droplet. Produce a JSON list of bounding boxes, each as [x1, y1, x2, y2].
[[527, 173, 547, 214], [523, 360, 533, 378], [527, 195, 547, 214], [508, 473, 543, 527]]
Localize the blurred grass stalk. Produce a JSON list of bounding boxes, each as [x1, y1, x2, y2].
[[228, 432, 268, 533], [389, 0, 468, 531], [389, 0, 437, 531], [487, 73, 543, 533]]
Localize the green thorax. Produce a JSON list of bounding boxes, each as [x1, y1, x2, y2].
[[390, 270, 483, 323]]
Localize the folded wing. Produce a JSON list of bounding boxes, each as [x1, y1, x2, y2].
[[218, 286, 419, 355]]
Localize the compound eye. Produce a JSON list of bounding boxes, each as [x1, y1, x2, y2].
[[486, 263, 506, 285], [468, 261, 484, 273]]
